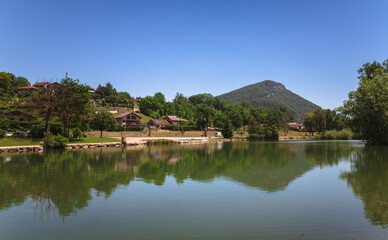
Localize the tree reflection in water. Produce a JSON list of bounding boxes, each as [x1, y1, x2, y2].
[[341, 146, 388, 228], [0, 141, 363, 218]]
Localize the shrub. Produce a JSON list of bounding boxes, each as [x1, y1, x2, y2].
[[316, 129, 354, 140], [30, 124, 45, 138], [72, 127, 83, 139], [338, 129, 353, 140], [161, 125, 199, 131], [43, 132, 68, 149]]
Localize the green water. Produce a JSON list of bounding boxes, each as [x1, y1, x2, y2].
[[1, 141, 388, 239]]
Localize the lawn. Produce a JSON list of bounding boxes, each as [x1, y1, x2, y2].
[[68, 137, 120, 144], [0, 137, 120, 147], [0, 138, 42, 147]]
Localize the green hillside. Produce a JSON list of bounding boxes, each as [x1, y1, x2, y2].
[[218, 80, 318, 121]]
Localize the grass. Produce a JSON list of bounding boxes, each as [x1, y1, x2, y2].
[[68, 137, 120, 144], [0, 137, 120, 147], [134, 112, 153, 124], [0, 138, 42, 147]]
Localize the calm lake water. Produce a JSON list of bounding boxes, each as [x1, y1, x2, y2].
[[1, 141, 388, 240]]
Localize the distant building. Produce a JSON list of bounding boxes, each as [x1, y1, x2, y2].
[[17, 86, 38, 95], [165, 116, 185, 126], [147, 119, 171, 129], [33, 82, 50, 89], [115, 112, 142, 126], [4, 110, 36, 122], [288, 122, 304, 130]]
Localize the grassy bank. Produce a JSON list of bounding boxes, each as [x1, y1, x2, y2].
[[0, 137, 120, 147]]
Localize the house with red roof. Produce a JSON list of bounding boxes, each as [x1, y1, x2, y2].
[[165, 116, 185, 126], [17, 86, 38, 95], [147, 119, 171, 129]]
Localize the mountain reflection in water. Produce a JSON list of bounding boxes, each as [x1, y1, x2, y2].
[[2, 140, 387, 232]]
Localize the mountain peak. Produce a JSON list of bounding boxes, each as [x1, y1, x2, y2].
[[218, 80, 318, 121]]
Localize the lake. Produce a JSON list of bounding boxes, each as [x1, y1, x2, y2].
[[1, 141, 388, 240]]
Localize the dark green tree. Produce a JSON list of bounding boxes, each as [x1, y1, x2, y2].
[[222, 119, 233, 138], [343, 59, 388, 145]]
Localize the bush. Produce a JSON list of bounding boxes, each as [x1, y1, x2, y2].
[[110, 125, 142, 131], [43, 132, 68, 149], [316, 129, 354, 140], [30, 124, 45, 138], [161, 125, 199, 131], [72, 127, 83, 139]]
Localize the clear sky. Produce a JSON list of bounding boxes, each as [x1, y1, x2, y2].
[[1, 0, 387, 109]]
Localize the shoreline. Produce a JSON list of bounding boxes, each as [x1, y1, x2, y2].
[[0, 137, 230, 154]]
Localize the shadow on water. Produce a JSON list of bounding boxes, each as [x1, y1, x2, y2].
[[0, 141, 367, 218]]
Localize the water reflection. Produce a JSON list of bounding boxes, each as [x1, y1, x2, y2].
[[341, 146, 388, 228], [0, 141, 361, 217]]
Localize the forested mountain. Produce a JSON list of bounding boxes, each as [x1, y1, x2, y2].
[[218, 80, 318, 121]]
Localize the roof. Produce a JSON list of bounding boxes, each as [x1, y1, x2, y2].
[[166, 116, 185, 122], [115, 112, 142, 119], [17, 86, 38, 90], [33, 82, 50, 86], [148, 119, 171, 126], [4, 110, 36, 119]]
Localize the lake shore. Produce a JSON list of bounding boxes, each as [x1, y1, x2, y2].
[[0, 136, 230, 154]]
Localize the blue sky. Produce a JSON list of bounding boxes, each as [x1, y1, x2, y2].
[[1, 0, 387, 109]]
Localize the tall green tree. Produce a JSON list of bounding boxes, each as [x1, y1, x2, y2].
[[343, 59, 388, 145], [222, 119, 233, 139], [56, 74, 91, 137], [303, 112, 314, 135], [312, 107, 326, 133], [90, 110, 116, 138]]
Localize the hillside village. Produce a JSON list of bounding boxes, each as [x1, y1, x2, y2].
[[0, 71, 352, 146]]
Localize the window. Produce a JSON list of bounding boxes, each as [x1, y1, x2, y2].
[[20, 118, 24, 121]]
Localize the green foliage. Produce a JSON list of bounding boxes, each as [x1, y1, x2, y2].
[[72, 127, 83, 139], [218, 80, 318, 121], [90, 110, 117, 137], [0, 72, 14, 95], [56, 74, 91, 137], [161, 125, 199, 131], [248, 124, 279, 141], [315, 129, 353, 140], [12, 76, 30, 89], [343, 59, 388, 145], [30, 124, 45, 138], [195, 103, 216, 129], [312, 107, 326, 133], [43, 132, 68, 149], [221, 119, 233, 138]]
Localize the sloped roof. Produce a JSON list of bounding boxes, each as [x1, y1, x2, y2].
[[166, 116, 185, 122], [33, 82, 50, 86], [17, 86, 38, 90], [148, 119, 171, 125], [115, 112, 142, 119], [4, 110, 37, 120]]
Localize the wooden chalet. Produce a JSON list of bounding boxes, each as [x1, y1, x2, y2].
[[115, 112, 142, 126], [165, 116, 185, 126], [147, 119, 171, 129], [4, 110, 37, 122]]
